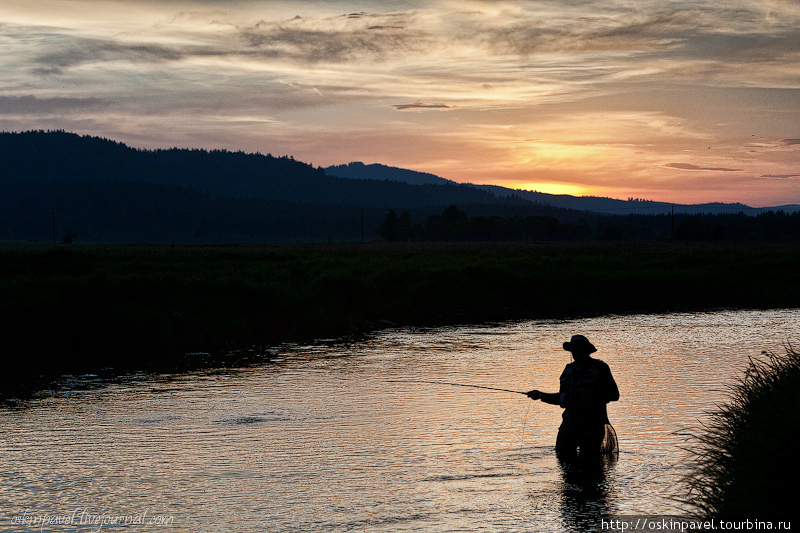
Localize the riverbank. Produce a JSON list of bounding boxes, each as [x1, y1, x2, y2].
[[684, 346, 800, 520], [2, 241, 799, 396]]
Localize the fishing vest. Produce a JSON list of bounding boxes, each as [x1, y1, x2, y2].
[[558, 358, 617, 425]]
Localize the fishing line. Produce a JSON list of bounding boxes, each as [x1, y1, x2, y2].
[[518, 393, 532, 450], [517, 361, 538, 451], [386, 379, 533, 450], [385, 379, 528, 395]]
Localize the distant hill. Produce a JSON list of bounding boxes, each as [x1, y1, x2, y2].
[[476, 185, 774, 215], [482, 185, 800, 216], [0, 131, 500, 209], [326, 162, 454, 186], [327, 161, 800, 215]]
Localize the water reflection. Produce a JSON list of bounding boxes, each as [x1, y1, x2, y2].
[[1, 309, 798, 532], [558, 456, 617, 532]]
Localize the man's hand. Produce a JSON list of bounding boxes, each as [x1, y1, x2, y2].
[[526, 390, 541, 400]]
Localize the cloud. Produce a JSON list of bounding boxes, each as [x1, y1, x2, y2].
[[0, 95, 107, 113], [392, 100, 454, 111], [238, 12, 428, 63], [665, 163, 743, 172], [782, 139, 800, 146], [760, 174, 800, 179], [30, 36, 188, 76], [471, 6, 765, 62], [468, 5, 800, 89]]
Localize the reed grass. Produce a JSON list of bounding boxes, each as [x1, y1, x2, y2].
[[682, 346, 800, 520]]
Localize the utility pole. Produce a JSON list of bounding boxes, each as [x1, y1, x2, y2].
[[52, 208, 56, 245], [361, 209, 365, 244], [671, 205, 675, 239]]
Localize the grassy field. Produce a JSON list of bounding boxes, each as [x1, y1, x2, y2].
[[2, 241, 799, 393]]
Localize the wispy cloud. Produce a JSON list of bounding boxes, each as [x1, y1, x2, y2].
[[665, 163, 744, 172], [32, 38, 186, 76], [0, 95, 107, 113], [237, 12, 430, 64], [392, 100, 453, 111]]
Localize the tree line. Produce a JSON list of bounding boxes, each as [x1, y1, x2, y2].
[[380, 206, 800, 242]]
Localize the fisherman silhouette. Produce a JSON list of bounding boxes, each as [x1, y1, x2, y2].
[[527, 335, 620, 462]]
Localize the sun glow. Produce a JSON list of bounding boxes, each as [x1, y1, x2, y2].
[[2, 0, 799, 206], [512, 182, 590, 196]]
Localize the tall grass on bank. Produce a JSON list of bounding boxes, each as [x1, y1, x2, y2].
[[683, 346, 800, 520]]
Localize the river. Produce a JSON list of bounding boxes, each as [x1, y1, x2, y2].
[[1, 309, 798, 532]]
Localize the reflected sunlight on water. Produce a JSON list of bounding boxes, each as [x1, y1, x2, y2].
[[1, 309, 798, 532]]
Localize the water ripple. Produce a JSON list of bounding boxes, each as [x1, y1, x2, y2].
[[1, 309, 798, 532]]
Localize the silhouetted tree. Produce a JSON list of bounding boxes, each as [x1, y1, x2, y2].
[[380, 210, 399, 241], [523, 216, 560, 241], [442, 205, 468, 224], [397, 210, 413, 241]]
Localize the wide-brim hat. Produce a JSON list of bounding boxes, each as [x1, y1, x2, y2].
[[563, 334, 597, 353]]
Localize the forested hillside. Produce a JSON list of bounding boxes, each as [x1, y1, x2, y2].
[[0, 131, 498, 208], [1, 131, 798, 243]]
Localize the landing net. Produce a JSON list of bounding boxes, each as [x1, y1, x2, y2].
[[600, 423, 619, 456]]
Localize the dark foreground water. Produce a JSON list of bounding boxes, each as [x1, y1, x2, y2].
[[1, 309, 798, 532]]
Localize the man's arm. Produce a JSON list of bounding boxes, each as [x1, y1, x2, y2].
[[526, 390, 561, 405]]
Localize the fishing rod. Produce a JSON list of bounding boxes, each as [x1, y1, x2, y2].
[[386, 379, 529, 396]]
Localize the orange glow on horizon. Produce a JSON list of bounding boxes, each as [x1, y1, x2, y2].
[[511, 182, 594, 197]]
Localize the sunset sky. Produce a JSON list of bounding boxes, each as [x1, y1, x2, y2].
[[1, 0, 798, 206]]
